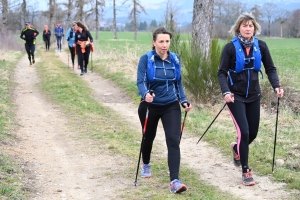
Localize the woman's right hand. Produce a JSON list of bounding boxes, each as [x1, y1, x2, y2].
[[145, 92, 155, 103], [224, 93, 234, 103]]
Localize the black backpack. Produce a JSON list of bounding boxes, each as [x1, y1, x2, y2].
[[67, 28, 73, 41]]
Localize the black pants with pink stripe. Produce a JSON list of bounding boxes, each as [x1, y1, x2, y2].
[[138, 101, 181, 181], [227, 99, 260, 173]]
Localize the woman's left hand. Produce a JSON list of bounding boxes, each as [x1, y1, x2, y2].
[[183, 103, 192, 112], [275, 87, 284, 98]]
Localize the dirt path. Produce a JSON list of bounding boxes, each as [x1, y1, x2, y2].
[[6, 55, 131, 199], [56, 51, 297, 200], [3, 49, 297, 199]]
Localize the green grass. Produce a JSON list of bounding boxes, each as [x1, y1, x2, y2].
[[0, 50, 27, 199]]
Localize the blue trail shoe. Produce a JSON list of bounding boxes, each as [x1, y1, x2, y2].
[[141, 163, 151, 178], [170, 179, 187, 193]]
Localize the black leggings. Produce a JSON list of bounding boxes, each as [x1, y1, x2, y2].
[[44, 39, 50, 50], [25, 43, 35, 62], [138, 101, 181, 181], [68, 46, 76, 65], [76, 45, 90, 72], [227, 99, 260, 172]]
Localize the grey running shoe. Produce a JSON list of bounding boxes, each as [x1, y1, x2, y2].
[[170, 179, 187, 193], [141, 163, 151, 178], [242, 169, 255, 186], [230, 142, 241, 167]]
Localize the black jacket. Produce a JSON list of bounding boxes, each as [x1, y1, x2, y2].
[[20, 27, 39, 45], [43, 30, 51, 41], [218, 39, 280, 103]]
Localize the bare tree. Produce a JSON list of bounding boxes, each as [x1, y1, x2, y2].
[[49, 0, 56, 33], [275, 9, 290, 38], [262, 2, 277, 38], [291, 9, 300, 38], [123, 0, 146, 41], [21, 0, 28, 25], [1, 0, 8, 30], [163, 0, 179, 33], [250, 4, 263, 24], [113, 0, 117, 39], [192, 0, 214, 57], [95, 0, 105, 40]]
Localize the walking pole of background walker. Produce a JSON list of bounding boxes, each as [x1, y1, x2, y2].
[[134, 90, 154, 186], [272, 97, 280, 173]]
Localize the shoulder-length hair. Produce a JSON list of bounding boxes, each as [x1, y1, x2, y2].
[[76, 21, 88, 31], [229, 12, 261, 36]]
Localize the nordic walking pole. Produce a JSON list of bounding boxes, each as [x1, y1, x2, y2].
[[179, 102, 190, 144], [68, 47, 70, 68], [272, 97, 280, 173], [134, 90, 153, 186], [91, 52, 93, 72], [196, 102, 226, 144]]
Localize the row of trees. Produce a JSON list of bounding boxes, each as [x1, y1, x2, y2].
[[1, 0, 300, 39]]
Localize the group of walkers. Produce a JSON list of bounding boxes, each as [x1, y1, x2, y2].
[[20, 21, 94, 76], [136, 12, 284, 194], [20, 12, 285, 195]]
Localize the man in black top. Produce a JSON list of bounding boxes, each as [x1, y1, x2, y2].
[[20, 22, 39, 66]]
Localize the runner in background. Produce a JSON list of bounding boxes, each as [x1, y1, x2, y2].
[[20, 21, 39, 66]]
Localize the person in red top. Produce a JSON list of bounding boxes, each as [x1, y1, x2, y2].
[[20, 22, 39, 65], [74, 21, 93, 76], [43, 25, 51, 51]]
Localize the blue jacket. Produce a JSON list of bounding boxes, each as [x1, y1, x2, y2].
[[65, 28, 75, 47], [137, 50, 188, 106], [55, 26, 64, 37]]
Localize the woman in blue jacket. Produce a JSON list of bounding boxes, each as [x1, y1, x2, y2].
[[136, 27, 192, 194], [66, 22, 78, 69]]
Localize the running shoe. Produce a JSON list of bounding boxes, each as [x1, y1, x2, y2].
[[30, 61, 32, 66], [230, 142, 241, 167], [80, 71, 84, 76], [141, 163, 151, 178], [170, 179, 187, 193], [32, 59, 35, 64], [242, 169, 255, 186]]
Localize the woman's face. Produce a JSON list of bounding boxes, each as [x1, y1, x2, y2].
[[73, 24, 78, 31], [239, 20, 254, 40], [44, 25, 48, 30], [152, 33, 170, 58], [78, 26, 83, 32]]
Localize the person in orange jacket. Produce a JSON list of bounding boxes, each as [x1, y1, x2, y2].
[[74, 21, 94, 76]]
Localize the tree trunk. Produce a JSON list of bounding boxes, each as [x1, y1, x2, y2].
[[192, 0, 214, 58], [113, 0, 117, 39], [95, 0, 99, 40], [133, 0, 137, 41], [2, 0, 8, 31]]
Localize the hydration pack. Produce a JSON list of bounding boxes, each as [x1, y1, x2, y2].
[[147, 51, 181, 82], [70, 28, 74, 38], [228, 36, 263, 98]]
